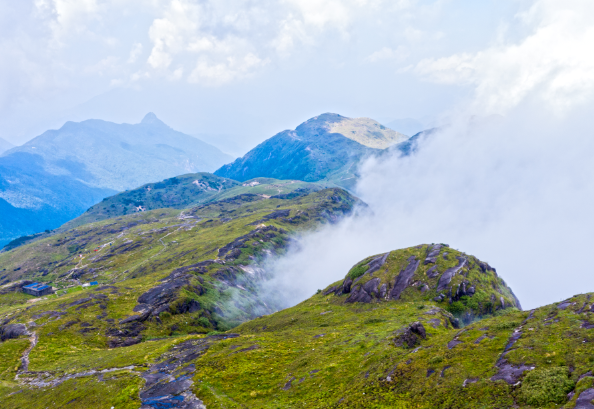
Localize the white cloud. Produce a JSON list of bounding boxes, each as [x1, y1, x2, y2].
[[415, 0, 594, 115], [286, 0, 352, 29], [364, 46, 409, 63], [127, 43, 143, 64], [188, 53, 268, 85]]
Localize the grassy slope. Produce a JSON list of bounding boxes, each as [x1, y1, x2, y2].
[[194, 291, 594, 409], [0, 199, 590, 408], [0, 187, 359, 406], [3, 175, 330, 253], [2, 266, 593, 407]]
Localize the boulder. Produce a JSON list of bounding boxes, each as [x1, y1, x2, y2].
[[409, 322, 426, 339], [345, 285, 372, 303], [424, 244, 442, 265], [575, 388, 594, 409], [0, 323, 28, 341], [394, 322, 426, 348]]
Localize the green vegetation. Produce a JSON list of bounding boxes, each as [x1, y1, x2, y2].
[[520, 367, 574, 406], [0, 113, 233, 248], [1, 184, 593, 407]]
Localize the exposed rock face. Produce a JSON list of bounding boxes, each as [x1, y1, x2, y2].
[[366, 253, 390, 275], [218, 225, 287, 261], [326, 244, 521, 317], [436, 257, 467, 292], [139, 334, 239, 408], [106, 270, 204, 347], [490, 360, 534, 384], [426, 266, 439, 278], [0, 323, 28, 341], [135, 270, 202, 319], [390, 256, 420, 300], [346, 277, 381, 303], [424, 244, 443, 265], [575, 389, 594, 409]]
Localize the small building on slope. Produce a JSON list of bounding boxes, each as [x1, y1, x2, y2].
[[22, 282, 54, 297]]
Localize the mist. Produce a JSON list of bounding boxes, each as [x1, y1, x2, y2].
[[261, 101, 594, 311], [257, 0, 594, 311]]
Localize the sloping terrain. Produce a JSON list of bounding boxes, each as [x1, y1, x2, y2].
[[1, 243, 593, 408], [0, 137, 14, 155], [214, 113, 409, 190], [324, 244, 520, 324], [0, 113, 232, 247], [4, 113, 232, 192], [61, 175, 331, 230], [0, 186, 359, 407], [0, 152, 115, 246], [60, 173, 241, 230]]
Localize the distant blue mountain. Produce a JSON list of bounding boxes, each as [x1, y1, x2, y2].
[[0, 113, 233, 247], [0, 137, 14, 155]]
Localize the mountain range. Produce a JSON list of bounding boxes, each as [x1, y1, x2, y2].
[[3, 111, 585, 407], [0, 114, 232, 247], [215, 113, 410, 190]]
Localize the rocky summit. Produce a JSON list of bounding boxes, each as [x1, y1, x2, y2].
[[325, 244, 521, 325]]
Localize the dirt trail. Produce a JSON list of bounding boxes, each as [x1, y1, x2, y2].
[[18, 332, 38, 372], [17, 365, 138, 388]]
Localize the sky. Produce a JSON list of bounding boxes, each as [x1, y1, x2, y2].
[[3, 0, 594, 309], [1, 0, 520, 153]]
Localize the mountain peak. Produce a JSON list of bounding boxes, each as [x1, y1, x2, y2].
[[141, 112, 166, 126], [296, 112, 408, 149], [326, 244, 521, 324]]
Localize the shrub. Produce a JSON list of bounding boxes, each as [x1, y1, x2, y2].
[[520, 367, 574, 406], [493, 321, 520, 330], [347, 262, 370, 280], [429, 356, 444, 365], [447, 301, 465, 315], [194, 316, 211, 328]]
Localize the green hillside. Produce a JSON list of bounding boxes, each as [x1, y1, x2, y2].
[[62, 175, 331, 229], [1, 241, 593, 408], [215, 113, 409, 191], [0, 113, 233, 247]]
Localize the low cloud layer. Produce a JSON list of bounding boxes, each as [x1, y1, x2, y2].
[[265, 106, 594, 311], [264, 0, 594, 310]]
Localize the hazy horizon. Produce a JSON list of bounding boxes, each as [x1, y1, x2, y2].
[[3, 0, 594, 310]]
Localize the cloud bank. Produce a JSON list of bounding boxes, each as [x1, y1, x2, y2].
[[263, 0, 594, 310], [1, 0, 495, 144]]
